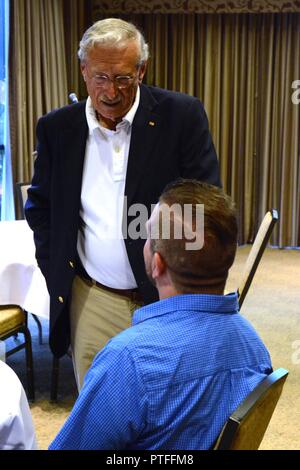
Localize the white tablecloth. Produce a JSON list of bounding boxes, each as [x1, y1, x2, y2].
[[0, 360, 37, 450], [0, 220, 49, 318]]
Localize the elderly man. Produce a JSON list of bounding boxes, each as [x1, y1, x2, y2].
[[49, 180, 272, 450], [25, 18, 220, 388]]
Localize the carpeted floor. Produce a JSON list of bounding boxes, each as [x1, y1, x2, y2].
[[226, 246, 300, 450], [5, 246, 300, 449]]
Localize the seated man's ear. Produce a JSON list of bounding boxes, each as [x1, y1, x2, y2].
[[152, 252, 167, 280]]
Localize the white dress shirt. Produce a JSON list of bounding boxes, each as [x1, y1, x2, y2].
[[0, 360, 37, 450], [77, 88, 140, 289]]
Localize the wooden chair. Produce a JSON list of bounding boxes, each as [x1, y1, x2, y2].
[[16, 182, 31, 219], [0, 305, 35, 401], [238, 209, 278, 309], [214, 368, 288, 450]]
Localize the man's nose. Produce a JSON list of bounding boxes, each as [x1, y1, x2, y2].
[[104, 80, 119, 99]]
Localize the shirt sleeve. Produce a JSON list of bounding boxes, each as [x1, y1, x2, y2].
[[49, 341, 147, 450]]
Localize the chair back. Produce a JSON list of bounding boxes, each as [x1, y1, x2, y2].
[[214, 368, 288, 450], [0, 304, 35, 401], [238, 209, 278, 308], [15, 182, 31, 219]]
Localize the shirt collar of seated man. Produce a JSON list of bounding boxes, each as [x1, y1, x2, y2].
[[143, 180, 238, 300], [80, 40, 147, 131]]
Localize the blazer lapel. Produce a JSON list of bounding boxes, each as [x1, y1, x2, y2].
[[125, 85, 162, 207]]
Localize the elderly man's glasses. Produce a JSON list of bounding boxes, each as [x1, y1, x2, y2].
[[89, 72, 138, 89]]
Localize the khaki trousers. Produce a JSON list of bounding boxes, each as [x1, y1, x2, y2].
[[70, 275, 143, 390]]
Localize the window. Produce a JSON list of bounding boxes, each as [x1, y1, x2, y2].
[[0, 0, 5, 213], [0, 0, 14, 220]]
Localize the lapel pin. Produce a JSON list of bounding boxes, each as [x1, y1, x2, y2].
[[148, 121, 155, 126]]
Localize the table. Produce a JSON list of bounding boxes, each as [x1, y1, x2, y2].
[[0, 220, 49, 318]]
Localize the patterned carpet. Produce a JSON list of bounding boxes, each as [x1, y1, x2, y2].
[[5, 246, 300, 449]]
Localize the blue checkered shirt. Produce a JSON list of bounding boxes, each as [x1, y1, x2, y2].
[[49, 293, 272, 450]]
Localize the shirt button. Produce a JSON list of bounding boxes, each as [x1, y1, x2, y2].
[[114, 145, 121, 153], [58, 296, 64, 303], [69, 261, 74, 268]]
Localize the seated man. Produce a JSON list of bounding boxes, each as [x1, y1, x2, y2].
[[49, 180, 272, 450], [0, 360, 37, 450]]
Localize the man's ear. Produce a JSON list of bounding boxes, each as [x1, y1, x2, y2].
[[152, 252, 167, 280], [138, 61, 147, 83], [80, 63, 87, 82]]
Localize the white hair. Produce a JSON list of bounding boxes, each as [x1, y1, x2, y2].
[[78, 18, 149, 65]]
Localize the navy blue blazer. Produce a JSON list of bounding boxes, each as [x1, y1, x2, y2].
[[25, 84, 221, 357]]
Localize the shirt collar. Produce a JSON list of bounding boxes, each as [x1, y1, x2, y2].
[[85, 86, 140, 135], [132, 292, 239, 326]]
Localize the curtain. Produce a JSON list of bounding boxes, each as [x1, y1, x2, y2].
[[94, 12, 300, 247], [93, 0, 300, 14], [8, 2, 300, 245], [63, 0, 91, 101], [0, 0, 15, 220], [9, 0, 68, 194], [256, 15, 300, 247]]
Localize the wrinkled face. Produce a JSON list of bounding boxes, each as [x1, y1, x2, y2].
[[81, 41, 147, 127]]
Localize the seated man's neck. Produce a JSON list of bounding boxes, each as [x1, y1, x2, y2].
[[157, 280, 226, 300]]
